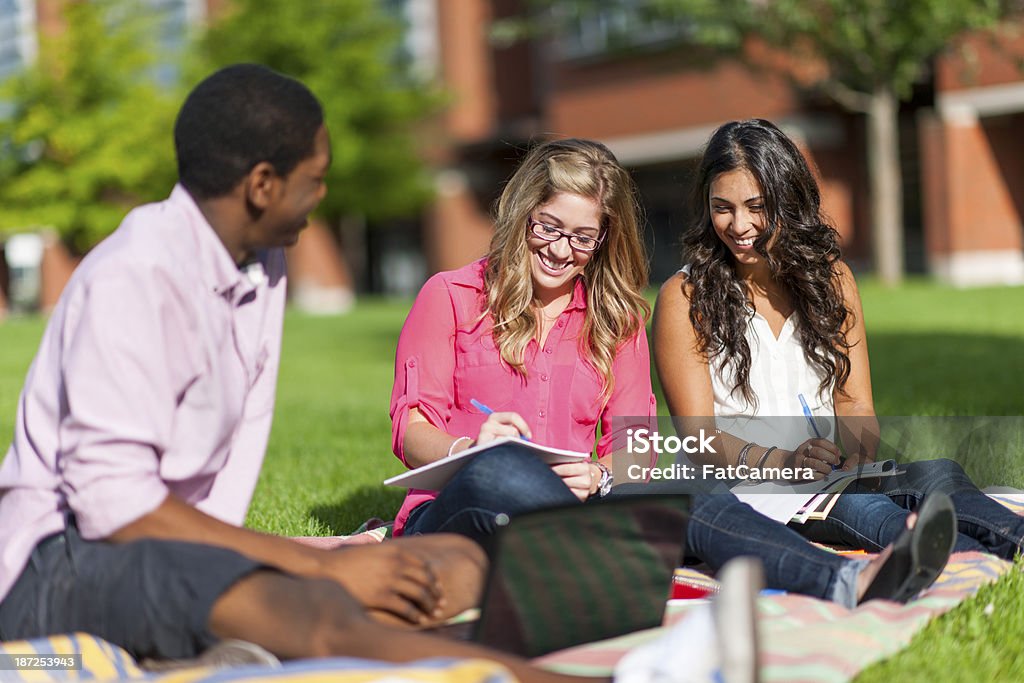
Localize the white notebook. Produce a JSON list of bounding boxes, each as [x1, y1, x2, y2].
[[384, 437, 590, 491], [731, 459, 899, 523]]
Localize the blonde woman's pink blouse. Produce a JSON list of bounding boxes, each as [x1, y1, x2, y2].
[[389, 259, 656, 534]]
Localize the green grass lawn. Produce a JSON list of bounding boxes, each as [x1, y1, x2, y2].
[[1, 278, 1022, 678]]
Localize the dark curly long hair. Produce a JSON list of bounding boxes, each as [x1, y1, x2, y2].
[[681, 119, 851, 409]]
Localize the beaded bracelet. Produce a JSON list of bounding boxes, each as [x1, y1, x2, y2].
[[737, 442, 756, 467], [753, 446, 778, 470]]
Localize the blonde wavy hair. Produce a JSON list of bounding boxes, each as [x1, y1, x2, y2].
[[483, 138, 650, 402]]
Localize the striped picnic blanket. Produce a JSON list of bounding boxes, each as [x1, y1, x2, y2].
[[536, 494, 1024, 682], [534, 551, 1013, 681], [3, 496, 1021, 682], [0, 633, 515, 683]]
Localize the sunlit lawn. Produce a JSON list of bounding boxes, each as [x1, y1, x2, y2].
[[1, 278, 1022, 678]]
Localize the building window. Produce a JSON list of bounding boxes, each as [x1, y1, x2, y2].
[[0, 0, 36, 82], [145, 0, 205, 85], [0, 0, 204, 86], [552, 1, 689, 61]]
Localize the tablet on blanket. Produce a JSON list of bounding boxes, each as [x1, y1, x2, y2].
[[434, 495, 690, 658]]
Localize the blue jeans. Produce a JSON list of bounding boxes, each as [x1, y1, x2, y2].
[[404, 445, 862, 605], [403, 445, 580, 542], [798, 458, 1024, 558]]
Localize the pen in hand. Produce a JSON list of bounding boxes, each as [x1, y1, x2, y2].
[[798, 393, 838, 472], [470, 398, 530, 441], [470, 398, 494, 416]]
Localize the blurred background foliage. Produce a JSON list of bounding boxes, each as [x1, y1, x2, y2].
[[193, 0, 440, 226], [0, 0, 440, 254], [0, 0, 178, 253]]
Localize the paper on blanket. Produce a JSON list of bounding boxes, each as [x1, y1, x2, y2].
[[732, 459, 898, 523], [730, 494, 809, 524], [384, 436, 589, 490], [614, 603, 718, 683]]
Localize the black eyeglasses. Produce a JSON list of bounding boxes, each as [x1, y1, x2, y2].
[[528, 219, 605, 252]]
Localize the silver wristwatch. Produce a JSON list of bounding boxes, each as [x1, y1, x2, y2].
[[594, 461, 613, 497]]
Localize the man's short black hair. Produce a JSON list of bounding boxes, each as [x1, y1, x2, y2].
[[174, 64, 324, 200]]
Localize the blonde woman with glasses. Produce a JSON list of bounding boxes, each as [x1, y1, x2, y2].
[[390, 138, 654, 539]]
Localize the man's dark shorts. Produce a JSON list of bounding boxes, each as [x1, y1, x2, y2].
[[0, 521, 265, 660]]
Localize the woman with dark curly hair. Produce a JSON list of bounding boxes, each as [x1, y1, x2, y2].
[[654, 118, 1024, 558]]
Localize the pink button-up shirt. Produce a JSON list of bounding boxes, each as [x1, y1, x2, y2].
[[389, 259, 656, 534], [0, 185, 285, 600]]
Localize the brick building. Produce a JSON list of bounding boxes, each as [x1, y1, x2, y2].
[[420, 1, 1024, 287], [2, 0, 1022, 316]]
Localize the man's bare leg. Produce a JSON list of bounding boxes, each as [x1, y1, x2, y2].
[[208, 570, 603, 683]]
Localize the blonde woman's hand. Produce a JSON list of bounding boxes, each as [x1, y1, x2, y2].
[[474, 411, 533, 445], [551, 460, 599, 501]]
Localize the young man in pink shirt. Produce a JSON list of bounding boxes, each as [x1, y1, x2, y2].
[[0, 64, 610, 683]]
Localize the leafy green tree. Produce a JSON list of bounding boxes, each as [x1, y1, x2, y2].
[[726, 0, 1021, 284], [0, 0, 179, 253], [194, 0, 439, 225], [512, 0, 1023, 284]]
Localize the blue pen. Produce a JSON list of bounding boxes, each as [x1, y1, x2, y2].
[[470, 398, 494, 416], [799, 393, 837, 471], [798, 394, 822, 438], [470, 399, 530, 441]]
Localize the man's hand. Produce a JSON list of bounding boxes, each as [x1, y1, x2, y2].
[[320, 543, 445, 626], [108, 496, 484, 628]]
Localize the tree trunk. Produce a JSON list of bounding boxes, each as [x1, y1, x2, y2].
[[338, 214, 368, 291], [866, 86, 904, 286], [285, 219, 355, 315]]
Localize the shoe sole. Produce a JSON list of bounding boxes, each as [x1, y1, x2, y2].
[[889, 494, 956, 602]]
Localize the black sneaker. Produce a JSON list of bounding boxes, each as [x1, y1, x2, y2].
[[860, 492, 957, 604]]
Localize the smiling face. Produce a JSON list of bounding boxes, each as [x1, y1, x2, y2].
[[527, 191, 603, 304], [709, 167, 769, 274], [245, 125, 331, 253]]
